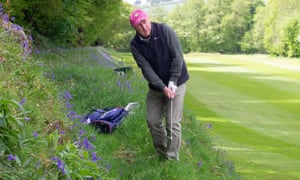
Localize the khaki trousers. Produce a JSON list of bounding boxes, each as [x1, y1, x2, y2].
[[146, 84, 186, 160]]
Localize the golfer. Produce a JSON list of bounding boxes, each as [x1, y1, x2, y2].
[[129, 9, 189, 161]]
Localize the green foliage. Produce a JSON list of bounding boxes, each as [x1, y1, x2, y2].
[[104, 2, 135, 50], [281, 19, 300, 57], [2, 0, 128, 47], [49, 131, 108, 179], [0, 21, 112, 179], [260, 0, 300, 56], [0, 98, 26, 153], [240, 4, 266, 53], [166, 0, 264, 53]]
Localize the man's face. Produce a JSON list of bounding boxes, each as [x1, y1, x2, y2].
[[134, 19, 151, 38]]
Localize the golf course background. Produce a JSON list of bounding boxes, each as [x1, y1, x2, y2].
[[184, 53, 300, 179]]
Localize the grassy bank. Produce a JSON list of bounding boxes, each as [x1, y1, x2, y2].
[[185, 53, 300, 179], [1, 26, 239, 179]]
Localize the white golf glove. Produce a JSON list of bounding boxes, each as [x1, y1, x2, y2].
[[168, 81, 177, 93]]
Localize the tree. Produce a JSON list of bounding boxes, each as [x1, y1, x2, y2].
[[241, 4, 266, 53], [281, 18, 300, 57], [106, 2, 135, 50], [3, 0, 124, 47], [167, 2, 195, 53], [262, 0, 300, 56]]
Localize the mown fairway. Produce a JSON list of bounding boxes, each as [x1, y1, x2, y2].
[[184, 53, 300, 180]]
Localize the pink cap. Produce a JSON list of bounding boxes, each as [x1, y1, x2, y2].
[[129, 9, 148, 27]]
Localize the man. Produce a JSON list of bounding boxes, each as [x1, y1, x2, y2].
[[129, 9, 189, 161]]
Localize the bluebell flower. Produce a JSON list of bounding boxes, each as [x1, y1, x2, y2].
[[65, 101, 72, 109], [20, 98, 26, 106], [197, 161, 203, 166], [78, 129, 85, 137], [205, 123, 212, 129], [33, 132, 38, 137], [12, 24, 22, 31], [82, 138, 95, 150], [67, 110, 77, 120], [126, 81, 133, 93], [8, 154, 16, 161], [25, 116, 31, 121], [63, 91, 72, 100], [55, 123, 60, 129], [52, 157, 66, 174], [91, 152, 98, 162], [3, 14, 9, 24]]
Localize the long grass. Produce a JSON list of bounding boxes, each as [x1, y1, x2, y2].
[[185, 53, 300, 180], [40, 48, 239, 179]]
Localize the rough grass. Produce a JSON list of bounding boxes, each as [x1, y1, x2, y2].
[[35, 48, 240, 179], [185, 53, 300, 179]]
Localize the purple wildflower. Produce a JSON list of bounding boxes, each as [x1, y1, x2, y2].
[[10, 17, 15, 21], [67, 110, 76, 120], [52, 157, 66, 174], [8, 154, 16, 161], [33, 132, 38, 137], [55, 123, 60, 129], [82, 138, 95, 150], [12, 24, 22, 31], [35, 48, 40, 54], [205, 123, 212, 129], [24, 116, 31, 121], [65, 101, 72, 109], [197, 161, 203, 166], [23, 41, 29, 49], [20, 98, 26, 106], [91, 152, 98, 162], [126, 81, 133, 93], [3, 14, 9, 24], [63, 91, 72, 100], [78, 129, 86, 137]]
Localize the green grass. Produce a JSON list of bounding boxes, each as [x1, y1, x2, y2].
[[1, 27, 239, 180], [41, 48, 239, 179], [185, 53, 300, 179]]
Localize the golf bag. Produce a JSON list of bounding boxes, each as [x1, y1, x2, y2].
[[83, 102, 138, 133]]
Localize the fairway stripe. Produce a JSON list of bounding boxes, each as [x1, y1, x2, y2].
[[184, 53, 300, 179]]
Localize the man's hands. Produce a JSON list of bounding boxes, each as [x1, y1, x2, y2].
[[163, 81, 177, 99], [168, 81, 177, 93]]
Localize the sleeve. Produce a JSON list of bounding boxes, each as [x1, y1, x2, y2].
[[163, 24, 184, 84], [130, 44, 166, 90]]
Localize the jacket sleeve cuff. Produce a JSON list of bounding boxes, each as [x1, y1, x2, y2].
[[169, 77, 178, 84]]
